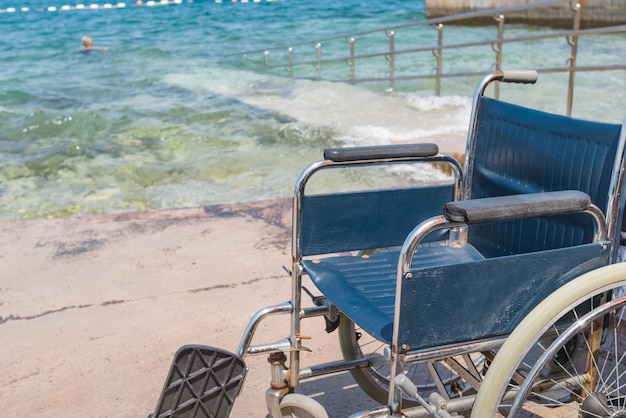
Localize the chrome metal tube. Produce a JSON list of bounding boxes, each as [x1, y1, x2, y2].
[[298, 357, 373, 380], [236, 302, 293, 357], [246, 338, 292, 356], [606, 118, 626, 262], [348, 37, 355, 83], [315, 42, 322, 79], [566, 2, 581, 116], [386, 30, 395, 92], [584, 203, 608, 242], [493, 14, 505, 99], [434, 23, 443, 96]]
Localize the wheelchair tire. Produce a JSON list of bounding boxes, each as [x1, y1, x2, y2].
[[337, 313, 482, 406], [338, 313, 392, 405], [279, 394, 329, 418], [471, 263, 626, 417]]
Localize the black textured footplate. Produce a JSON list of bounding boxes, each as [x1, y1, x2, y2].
[[152, 345, 247, 418]]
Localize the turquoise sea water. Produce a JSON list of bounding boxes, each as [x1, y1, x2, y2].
[[1, 0, 625, 221]]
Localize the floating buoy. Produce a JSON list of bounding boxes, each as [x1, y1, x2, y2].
[[0, 0, 275, 14]]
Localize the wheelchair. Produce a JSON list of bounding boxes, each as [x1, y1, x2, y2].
[[150, 70, 626, 417]]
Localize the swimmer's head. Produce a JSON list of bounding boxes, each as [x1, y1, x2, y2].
[[82, 36, 93, 48]]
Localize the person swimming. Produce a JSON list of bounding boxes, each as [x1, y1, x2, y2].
[[79, 36, 109, 52]]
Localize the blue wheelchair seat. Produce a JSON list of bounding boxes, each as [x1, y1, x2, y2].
[[302, 243, 484, 343]]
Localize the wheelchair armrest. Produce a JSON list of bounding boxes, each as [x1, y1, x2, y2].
[[323, 143, 439, 162], [443, 190, 591, 225]]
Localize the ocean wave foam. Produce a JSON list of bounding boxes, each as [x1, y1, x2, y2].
[[405, 94, 471, 112]]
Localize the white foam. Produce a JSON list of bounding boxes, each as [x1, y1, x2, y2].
[[245, 79, 470, 152], [163, 69, 471, 153], [405, 94, 470, 112]]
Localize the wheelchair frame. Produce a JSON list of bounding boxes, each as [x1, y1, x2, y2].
[[150, 71, 626, 418]]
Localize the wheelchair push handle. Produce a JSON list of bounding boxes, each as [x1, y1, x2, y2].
[[500, 70, 538, 84]]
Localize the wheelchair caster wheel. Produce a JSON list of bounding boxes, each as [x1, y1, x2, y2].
[[280, 394, 329, 418]]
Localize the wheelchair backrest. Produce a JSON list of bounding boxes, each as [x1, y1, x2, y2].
[[298, 184, 454, 257], [466, 96, 624, 258]]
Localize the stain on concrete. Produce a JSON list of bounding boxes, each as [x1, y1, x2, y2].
[[203, 199, 291, 232], [53, 239, 107, 260]]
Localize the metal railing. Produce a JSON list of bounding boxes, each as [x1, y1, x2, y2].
[[226, 0, 626, 116]]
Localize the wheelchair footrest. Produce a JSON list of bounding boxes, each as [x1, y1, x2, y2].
[[151, 345, 247, 418]]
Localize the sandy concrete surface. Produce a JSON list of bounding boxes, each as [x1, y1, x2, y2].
[[0, 200, 380, 418]]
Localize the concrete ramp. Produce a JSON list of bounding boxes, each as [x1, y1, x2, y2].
[[0, 201, 379, 417]]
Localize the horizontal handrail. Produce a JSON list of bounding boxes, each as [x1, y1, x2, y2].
[[226, 0, 571, 57], [225, 0, 626, 116], [259, 25, 625, 70], [348, 64, 625, 83]]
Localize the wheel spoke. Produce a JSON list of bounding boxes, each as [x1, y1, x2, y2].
[[338, 313, 485, 407], [470, 265, 626, 418]]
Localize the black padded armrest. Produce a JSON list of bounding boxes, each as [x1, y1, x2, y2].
[[443, 190, 591, 225], [324, 143, 439, 162]]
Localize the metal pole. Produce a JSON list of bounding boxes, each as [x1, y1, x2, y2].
[[493, 14, 505, 99], [433, 23, 444, 96], [287, 47, 293, 78], [315, 43, 322, 80], [566, 2, 581, 116], [386, 30, 395, 92], [348, 37, 355, 83]]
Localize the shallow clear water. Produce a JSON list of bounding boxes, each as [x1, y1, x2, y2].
[[0, 0, 624, 221]]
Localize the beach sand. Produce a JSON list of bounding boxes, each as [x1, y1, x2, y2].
[[0, 200, 381, 417]]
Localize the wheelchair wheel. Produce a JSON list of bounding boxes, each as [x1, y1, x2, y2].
[[338, 313, 483, 406], [279, 394, 329, 418], [471, 263, 626, 417]]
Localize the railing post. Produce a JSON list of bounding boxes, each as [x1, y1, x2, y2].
[[347, 37, 356, 84], [566, 1, 581, 116], [287, 47, 293, 78], [432, 23, 444, 96], [492, 14, 505, 99], [386, 30, 395, 92], [315, 43, 322, 80]]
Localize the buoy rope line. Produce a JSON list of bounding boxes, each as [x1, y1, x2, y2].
[[0, 0, 279, 13]]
